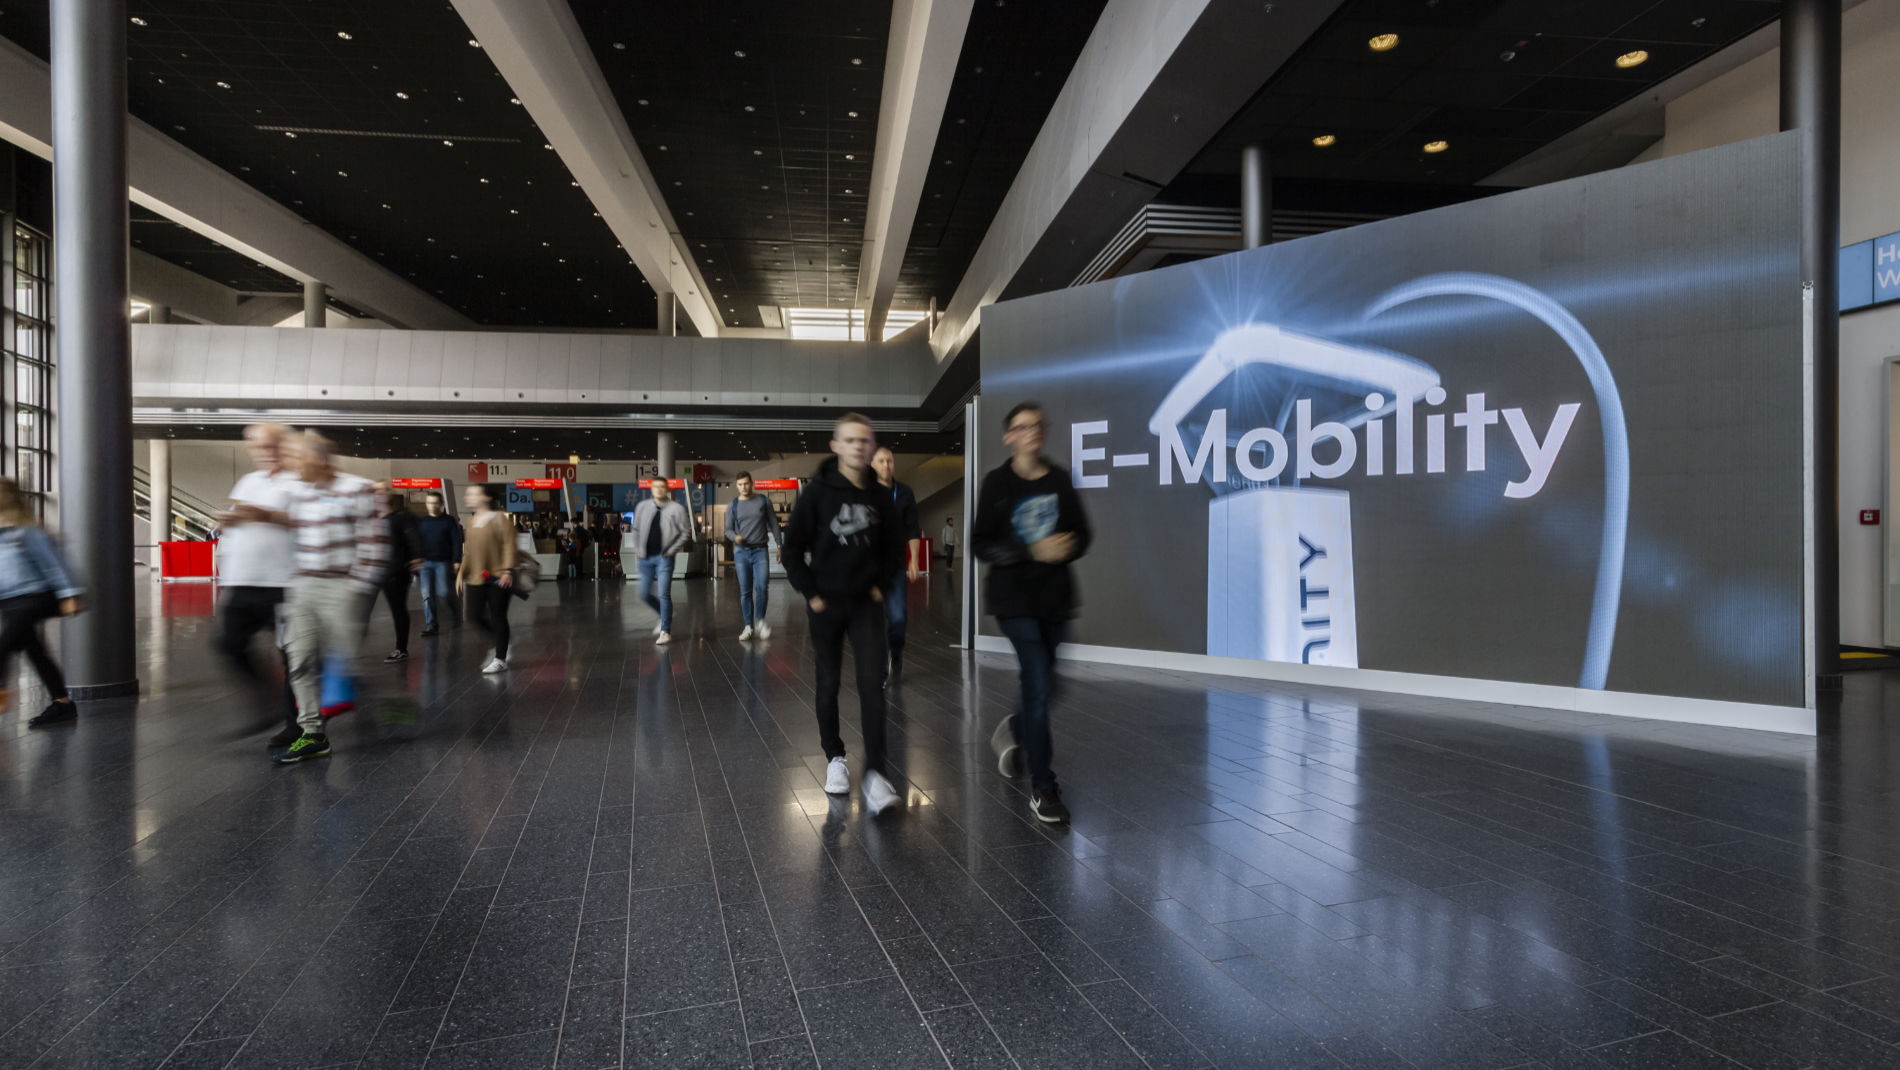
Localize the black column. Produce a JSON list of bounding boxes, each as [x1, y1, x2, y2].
[[50, 0, 139, 699], [1781, 0, 1842, 684]]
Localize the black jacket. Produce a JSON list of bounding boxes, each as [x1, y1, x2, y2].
[[973, 458, 1092, 620], [783, 456, 905, 601], [415, 513, 463, 563], [886, 481, 920, 541], [386, 510, 425, 576]]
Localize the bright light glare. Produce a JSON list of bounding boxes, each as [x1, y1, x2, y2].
[[783, 307, 931, 341]]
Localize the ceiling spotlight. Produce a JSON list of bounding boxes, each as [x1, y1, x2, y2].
[[847, 110, 859, 118], [468, 39, 481, 48], [443, 139, 454, 146], [337, 30, 353, 40], [1500, 50, 1517, 62], [1311, 134, 1336, 147], [1422, 140, 1449, 154], [613, 42, 626, 49], [744, 104, 756, 112], [509, 97, 520, 105], [216, 80, 231, 89], [845, 153, 855, 160], [637, 98, 649, 106], [753, 149, 763, 155], [395, 90, 410, 99], [284, 131, 297, 138], [1368, 33, 1400, 52], [479, 177, 489, 183], [337, 170, 348, 177], [1615, 49, 1649, 69], [851, 57, 862, 65], [130, 16, 147, 26], [734, 49, 747, 58]]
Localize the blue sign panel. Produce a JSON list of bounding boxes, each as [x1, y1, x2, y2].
[[1842, 240, 1874, 311], [610, 483, 643, 511], [505, 485, 534, 512], [1876, 231, 1900, 305]]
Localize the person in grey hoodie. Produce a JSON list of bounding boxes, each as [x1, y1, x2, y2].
[[631, 479, 694, 644], [0, 477, 84, 727], [726, 472, 783, 641]]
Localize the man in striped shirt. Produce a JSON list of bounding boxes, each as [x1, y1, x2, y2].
[[274, 432, 387, 765]]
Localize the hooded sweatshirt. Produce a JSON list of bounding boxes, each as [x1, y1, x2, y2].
[[782, 456, 905, 601], [972, 458, 1092, 620]]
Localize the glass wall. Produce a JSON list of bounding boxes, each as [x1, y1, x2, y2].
[[6, 223, 52, 518]]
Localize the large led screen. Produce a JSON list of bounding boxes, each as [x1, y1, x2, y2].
[[979, 133, 1806, 708]]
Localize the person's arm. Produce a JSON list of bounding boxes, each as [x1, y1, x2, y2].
[[665, 504, 693, 556], [901, 490, 922, 578], [452, 517, 464, 565], [351, 487, 389, 594], [878, 495, 907, 596], [972, 471, 1031, 566], [24, 527, 83, 601], [1060, 478, 1092, 563], [764, 499, 784, 549], [781, 491, 817, 597]]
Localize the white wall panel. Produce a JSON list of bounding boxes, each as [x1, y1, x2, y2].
[[407, 332, 446, 401], [567, 334, 602, 401], [373, 331, 413, 400], [270, 328, 313, 401], [599, 335, 634, 403], [470, 334, 508, 401], [339, 331, 380, 400], [132, 324, 176, 396]]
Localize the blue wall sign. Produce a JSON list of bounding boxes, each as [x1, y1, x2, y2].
[[1842, 231, 1900, 312]]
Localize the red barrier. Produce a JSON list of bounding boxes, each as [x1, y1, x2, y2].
[[159, 540, 216, 580]]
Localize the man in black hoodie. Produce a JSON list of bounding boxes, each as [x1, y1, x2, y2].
[[973, 400, 1091, 825], [783, 413, 907, 815]]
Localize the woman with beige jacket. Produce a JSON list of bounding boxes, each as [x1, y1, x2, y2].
[[457, 484, 520, 673]]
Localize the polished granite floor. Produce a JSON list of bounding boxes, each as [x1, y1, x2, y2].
[[1, 568, 1899, 1069]]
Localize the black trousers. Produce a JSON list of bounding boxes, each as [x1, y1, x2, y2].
[[217, 585, 297, 731], [382, 575, 412, 653], [0, 592, 68, 701], [809, 595, 889, 776], [471, 583, 512, 659]]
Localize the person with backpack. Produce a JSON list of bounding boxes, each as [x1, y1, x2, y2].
[[0, 478, 83, 728], [973, 401, 1092, 824], [457, 483, 520, 674], [782, 413, 907, 814]]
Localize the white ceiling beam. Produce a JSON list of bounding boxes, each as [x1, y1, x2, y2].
[[856, 0, 974, 340], [0, 36, 470, 331], [452, 0, 722, 338]]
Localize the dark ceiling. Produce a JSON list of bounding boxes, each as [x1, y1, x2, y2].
[[136, 422, 956, 462], [130, 204, 299, 294], [0, 0, 654, 329], [1187, 0, 1782, 187]]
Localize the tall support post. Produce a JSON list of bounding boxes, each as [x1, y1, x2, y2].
[[656, 293, 676, 337], [50, 0, 138, 698], [1783, 0, 1842, 684], [1241, 143, 1271, 250], [656, 431, 674, 481], [146, 303, 170, 324], [303, 279, 326, 327], [148, 438, 172, 546]]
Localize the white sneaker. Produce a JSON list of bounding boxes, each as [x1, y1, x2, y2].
[[481, 657, 507, 674], [738, 625, 754, 641], [756, 622, 771, 640], [862, 770, 901, 815], [656, 631, 672, 645], [824, 756, 850, 795], [653, 622, 664, 636]]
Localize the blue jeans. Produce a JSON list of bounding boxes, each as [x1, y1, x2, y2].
[[734, 546, 769, 626], [637, 555, 675, 632], [419, 561, 458, 629], [997, 617, 1064, 790], [884, 572, 908, 655]]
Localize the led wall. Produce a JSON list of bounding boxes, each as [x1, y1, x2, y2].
[[980, 133, 1806, 709]]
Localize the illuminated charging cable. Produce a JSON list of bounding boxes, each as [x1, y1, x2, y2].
[[1367, 273, 1629, 691]]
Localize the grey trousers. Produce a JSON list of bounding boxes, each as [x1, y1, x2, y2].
[[284, 576, 367, 734]]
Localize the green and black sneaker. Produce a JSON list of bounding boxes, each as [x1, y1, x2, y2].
[[271, 733, 331, 765]]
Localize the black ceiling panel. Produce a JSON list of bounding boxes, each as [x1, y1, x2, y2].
[[130, 204, 300, 296], [895, 0, 1109, 313], [1187, 0, 1779, 188], [572, 0, 889, 330], [0, 1, 654, 329]]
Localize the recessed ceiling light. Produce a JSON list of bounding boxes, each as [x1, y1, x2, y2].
[[1422, 140, 1449, 154], [848, 110, 859, 118], [130, 16, 147, 26], [337, 170, 348, 177], [637, 98, 649, 106], [468, 39, 481, 48], [216, 80, 231, 89], [613, 42, 626, 49], [1615, 49, 1649, 69], [734, 49, 747, 58], [851, 57, 862, 65], [479, 177, 489, 183], [284, 131, 297, 138], [443, 139, 454, 146], [845, 153, 855, 160], [1368, 33, 1400, 52], [337, 30, 353, 40], [744, 105, 756, 112], [753, 149, 763, 155], [395, 91, 409, 99], [509, 97, 520, 105], [1312, 134, 1336, 147]]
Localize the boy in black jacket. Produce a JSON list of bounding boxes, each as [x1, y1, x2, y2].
[[973, 401, 1091, 824], [783, 413, 908, 814]]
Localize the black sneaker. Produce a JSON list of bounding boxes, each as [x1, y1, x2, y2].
[[272, 733, 331, 765], [384, 650, 409, 663], [27, 701, 77, 728], [420, 626, 439, 637], [267, 725, 302, 749], [1029, 786, 1070, 825]]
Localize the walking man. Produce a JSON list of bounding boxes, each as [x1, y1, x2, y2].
[[941, 518, 956, 569], [214, 422, 302, 747], [973, 401, 1091, 824], [379, 493, 424, 662], [783, 413, 906, 814], [275, 432, 387, 765], [727, 472, 782, 641], [631, 479, 693, 645], [416, 491, 462, 635], [871, 446, 922, 683]]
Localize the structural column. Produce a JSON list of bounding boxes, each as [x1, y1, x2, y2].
[[148, 438, 171, 546], [1782, 0, 1842, 682], [656, 292, 676, 337], [50, 0, 138, 697], [656, 431, 674, 480], [146, 303, 169, 324], [303, 279, 326, 327], [1240, 143, 1271, 250]]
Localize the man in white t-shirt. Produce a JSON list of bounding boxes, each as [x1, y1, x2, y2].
[[941, 518, 956, 567], [215, 422, 302, 747]]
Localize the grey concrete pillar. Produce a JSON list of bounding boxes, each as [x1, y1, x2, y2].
[[148, 437, 172, 545], [656, 432, 675, 480], [1241, 143, 1271, 250], [1782, 0, 1842, 681], [303, 279, 326, 327], [146, 303, 170, 324], [51, 0, 138, 698], [656, 292, 676, 337]]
